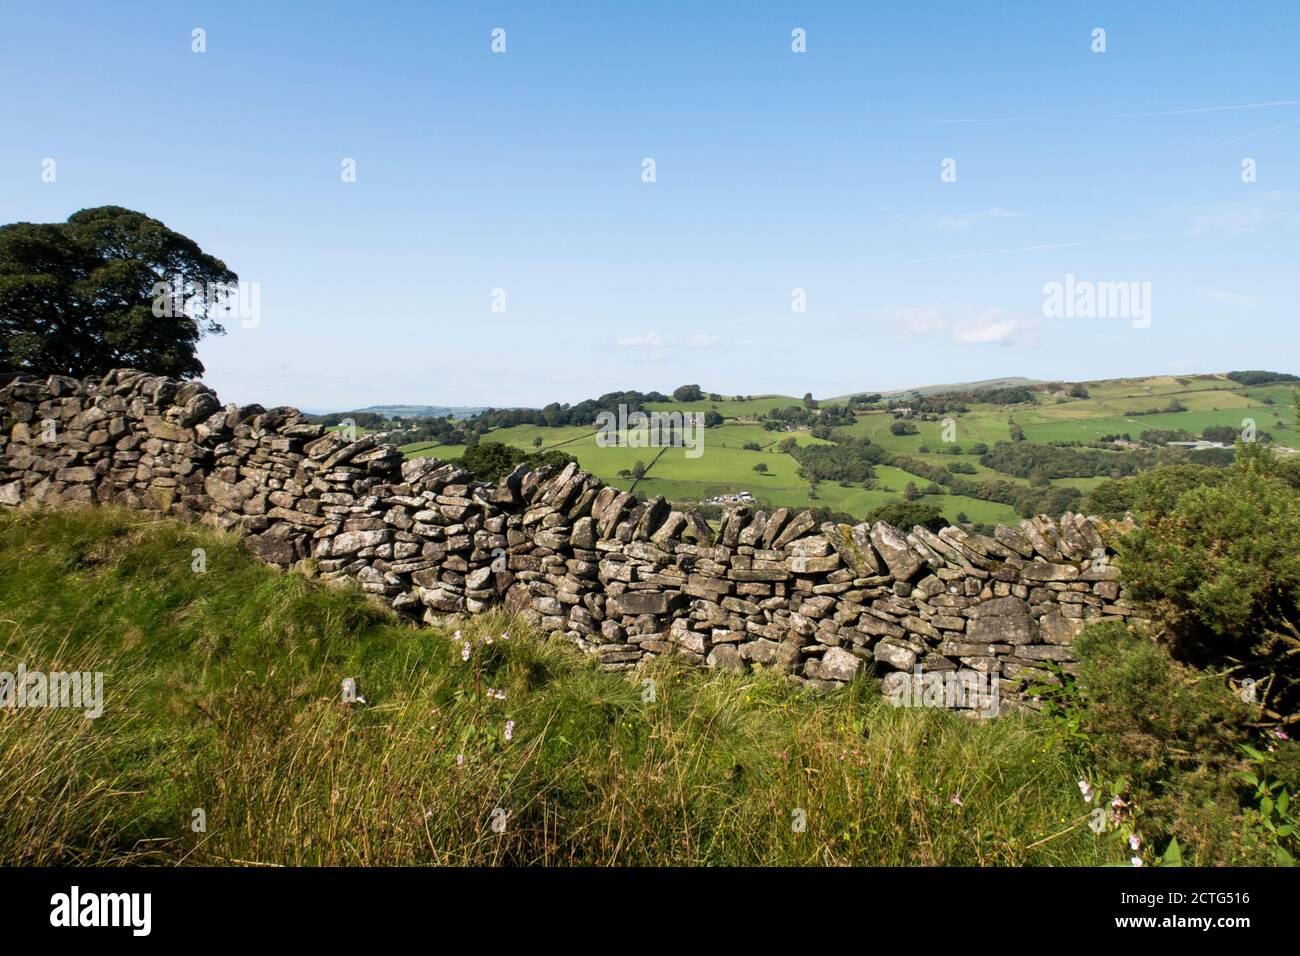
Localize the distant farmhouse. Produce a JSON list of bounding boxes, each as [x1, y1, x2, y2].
[[702, 491, 755, 506]]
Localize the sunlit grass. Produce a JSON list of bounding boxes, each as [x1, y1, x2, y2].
[[0, 507, 1121, 866]]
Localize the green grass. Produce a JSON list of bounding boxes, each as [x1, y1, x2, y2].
[[836, 409, 1014, 452], [1014, 374, 1298, 446], [1020, 407, 1297, 445], [0, 507, 1123, 866]]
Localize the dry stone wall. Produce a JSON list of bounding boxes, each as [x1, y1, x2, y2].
[[0, 369, 1144, 706]]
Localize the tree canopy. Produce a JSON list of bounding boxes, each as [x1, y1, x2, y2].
[[456, 441, 577, 481], [0, 206, 234, 378], [867, 500, 946, 534], [672, 384, 703, 402]]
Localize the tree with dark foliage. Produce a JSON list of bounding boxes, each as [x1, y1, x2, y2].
[[0, 206, 234, 378]]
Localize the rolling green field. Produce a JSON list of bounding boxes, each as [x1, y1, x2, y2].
[[1015, 376, 1298, 445], [389, 373, 1297, 527], [397, 409, 1030, 523]]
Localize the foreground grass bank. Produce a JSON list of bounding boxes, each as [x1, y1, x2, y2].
[[1, 507, 1135, 865]]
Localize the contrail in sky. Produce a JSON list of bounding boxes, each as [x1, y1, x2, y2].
[[1117, 99, 1300, 118], [933, 98, 1300, 124], [1187, 117, 1300, 153]]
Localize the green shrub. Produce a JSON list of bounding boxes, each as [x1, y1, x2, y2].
[[1237, 739, 1300, 865], [1069, 622, 1263, 864], [868, 500, 945, 533], [1117, 448, 1300, 722], [457, 441, 577, 481], [1082, 463, 1228, 518], [1073, 623, 1251, 789]]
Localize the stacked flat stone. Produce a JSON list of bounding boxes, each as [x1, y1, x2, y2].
[[0, 369, 1142, 707]]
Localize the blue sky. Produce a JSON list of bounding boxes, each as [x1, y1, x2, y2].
[[3, 1, 1298, 410]]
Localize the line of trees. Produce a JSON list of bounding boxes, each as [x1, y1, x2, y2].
[[979, 441, 1157, 480], [1226, 370, 1299, 386]]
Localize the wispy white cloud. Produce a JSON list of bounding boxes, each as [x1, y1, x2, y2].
[[610, 331, 723, 357], [899, 239, 1098, 266], [1174, 190, 1300, 236], [614, 331, 667, 351], [953, 309, 1033, 345], [875, 306, 1037, 347], [896, 193, 1298, 268], [884, 307, 952, 339], [923, 207, 1025, 232]]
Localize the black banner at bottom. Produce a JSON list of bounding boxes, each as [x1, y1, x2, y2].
[[0, 865, 1284, 942]]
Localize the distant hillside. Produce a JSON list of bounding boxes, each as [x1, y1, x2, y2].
[[831, 377, 1043, 402], [388, 370, 1296, 530], [319, 404, 487, 420]]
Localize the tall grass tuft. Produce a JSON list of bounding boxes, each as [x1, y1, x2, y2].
[[0, 507, 1119, 866]]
